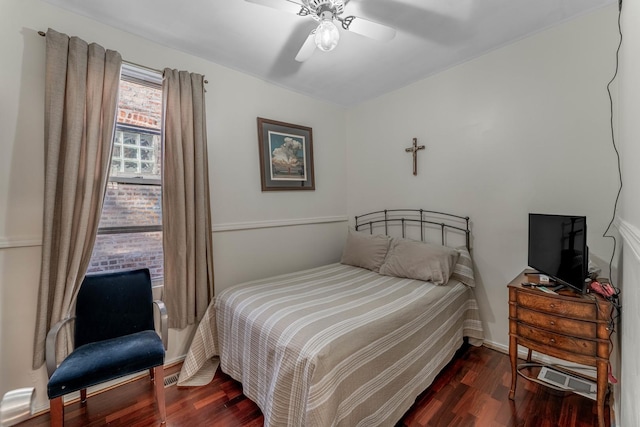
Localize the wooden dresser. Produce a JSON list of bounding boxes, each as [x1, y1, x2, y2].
[[507, 270, 613, 427]]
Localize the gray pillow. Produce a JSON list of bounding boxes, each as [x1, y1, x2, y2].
[[340, 230, 391, 272], [379, 238, 459, 285]]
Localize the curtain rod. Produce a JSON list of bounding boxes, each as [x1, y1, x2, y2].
[[38, 30, 208, 84]]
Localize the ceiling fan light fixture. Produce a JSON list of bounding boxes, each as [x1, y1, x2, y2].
[[314, 19, 340, 52]]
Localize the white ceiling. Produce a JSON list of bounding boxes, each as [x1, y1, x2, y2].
[[42, 0, 614, 106]]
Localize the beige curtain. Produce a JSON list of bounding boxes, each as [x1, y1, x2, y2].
[[162, 69, 214, 329], [32, 29, 122, 369]]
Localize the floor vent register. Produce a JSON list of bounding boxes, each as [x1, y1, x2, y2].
[[164, 372, 180, 388], [537, 366, 597, 400]]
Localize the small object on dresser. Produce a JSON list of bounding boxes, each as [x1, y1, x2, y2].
[[537, 285, 557, 294], [589, 281, 615, 298]]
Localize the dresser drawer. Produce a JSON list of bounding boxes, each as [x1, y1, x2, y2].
[[516, 291, 595, 320], [517, 323, 596, 357], [517, 307, 596, 339]]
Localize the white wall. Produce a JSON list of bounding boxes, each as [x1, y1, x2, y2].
[[0, 0, 348, 412], [617, 0, 640, 424], [346, 6, 620, 348]]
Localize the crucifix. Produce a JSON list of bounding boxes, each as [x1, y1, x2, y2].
[[405, 137, 425, 176]]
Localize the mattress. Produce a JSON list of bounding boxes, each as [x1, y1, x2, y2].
[[178, 263, 484, 426]]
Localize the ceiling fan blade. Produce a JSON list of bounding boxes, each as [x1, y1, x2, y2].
[[340, 16, 396, 42], [245, 0, 310, 16], [295, 31, 317, 62]]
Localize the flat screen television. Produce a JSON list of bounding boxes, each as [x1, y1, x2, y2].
[[528, 213, 588, 293]]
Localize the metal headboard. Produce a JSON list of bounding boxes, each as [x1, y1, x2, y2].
[[354, 209, 471, 250]]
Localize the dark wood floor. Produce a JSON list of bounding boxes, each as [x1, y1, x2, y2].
[[20, 345, 609, 426]]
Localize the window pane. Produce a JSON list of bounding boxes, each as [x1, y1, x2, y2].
[[124, 146, 138, 159], [124, 161, 138, 173], [88, 231, 164, 281], [141, 162, 154, 174], [123, 132, 139, 146], [140, 134, 154, 147], [140, 148, 153, 160], [98, 183, 162, 228], [110, 160, 121, 172], [90, 65, 164, 282], [110, 131, 161, 180]]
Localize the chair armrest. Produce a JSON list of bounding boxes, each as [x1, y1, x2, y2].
[[45, 317, 75, 378], [153, 300, 168, 350]]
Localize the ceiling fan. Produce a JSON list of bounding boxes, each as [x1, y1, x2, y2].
[[245, 0, 396, 62]]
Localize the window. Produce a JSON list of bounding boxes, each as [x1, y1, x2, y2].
[[87, 63, 165, 282]]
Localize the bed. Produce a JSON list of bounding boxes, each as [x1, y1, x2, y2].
[[178, 209, 484, 426]]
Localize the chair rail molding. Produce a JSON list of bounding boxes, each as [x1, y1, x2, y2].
[[212, 215, 348, 232], [616, 217, 640, 262], [0, 235, 42, 249], [0, 216, 349, 248]]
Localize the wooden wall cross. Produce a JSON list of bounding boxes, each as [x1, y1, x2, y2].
[[405, 138, 425, 176]]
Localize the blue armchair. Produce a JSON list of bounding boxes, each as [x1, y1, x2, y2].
[[46, 268, 168, 426]]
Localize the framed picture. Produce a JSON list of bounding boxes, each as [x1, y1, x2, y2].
[[257, 117, 315, 191]]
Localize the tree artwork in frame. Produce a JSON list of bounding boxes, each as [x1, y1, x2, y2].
[[257, 117, 315, 191]]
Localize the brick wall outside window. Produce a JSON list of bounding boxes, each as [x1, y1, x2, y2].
[[89, 232, 164, 280], [117, 80, 162, 130], [98, 184, 162, 228]]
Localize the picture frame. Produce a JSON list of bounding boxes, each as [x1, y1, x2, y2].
[[257, 117, 315, 191]]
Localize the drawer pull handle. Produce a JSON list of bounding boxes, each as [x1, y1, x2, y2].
[[549, 321, 555, 326], [550, 338, 556, 343], [550, 304, 556, 309]]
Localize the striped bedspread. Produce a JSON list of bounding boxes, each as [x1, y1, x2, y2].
[[178, 263, 484, 426]]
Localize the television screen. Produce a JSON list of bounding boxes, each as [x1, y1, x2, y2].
[[528, 213, 588, 293]]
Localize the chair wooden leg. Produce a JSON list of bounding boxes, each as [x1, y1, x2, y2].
[[50, 397, 64, 427], [80, 389, 87, 405], [153, 365, 166, 424], [149, 367, 155, 381]]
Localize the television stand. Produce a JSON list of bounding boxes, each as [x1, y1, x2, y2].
[[508, 270, 613, 427]]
